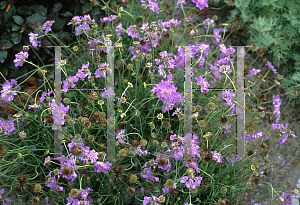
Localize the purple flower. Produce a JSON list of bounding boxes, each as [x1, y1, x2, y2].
[[84, 149, 98, 164], [265, 61, 278, 75], [45, 176, 64, 192], [41, 20, 55, 34], [28, 32, 42, 48], [63, 75, 79, 93], [191, 0, 209, 11], [94, 161, 112, 174], [116, 23, 123, 37], [141, 167, 159, 182], [176, 0, 186, 9], [126, 25, 140, 39], [180, 174, 202, 189], [75, 21, 90, 36], [1, 79, 18, 102], [0, 118, 15, 135], [196, 76, 210, 92], [76, 61, 91, 81], [100, 15, 117, 23], [143, 196, 160, 205], [211, 151, 223, 163], [140, 0, 161, 14], [277, 134, 288, 145], [101, 87, 115, 99], [203, 18, 214, 30], [67, 16, 82, 26], [78, 188, 93, 200], [221, 90, 235, 107], [13, 51, 29, 67], [116, 129, 126, 144], [40, 89, 52, 103], [231, 155, 242, 167], [28, 104, 42, 109]]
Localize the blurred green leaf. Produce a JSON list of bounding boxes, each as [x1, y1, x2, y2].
[[12, 32, 22, 44], [4, 4, 16, 23], [0, 40, 13, 49], [17, 5, 32, 15], [29, 5, 47, 15], [12, 24, 21, 31], [0, 51, 8, 64], [53, 2, 63, 12], [52, 18, 65, 30], [0, 1, 7, 9], [26, 13, 47, 26], [0, 66, 8, 79], [13, 15, 24, 25], [4, 20, 15, 27], [1, 32, 11, 41], [63, 11, 73, 17]]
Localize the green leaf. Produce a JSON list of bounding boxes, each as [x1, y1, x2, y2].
[[0, 1, 7, 9], [17, 6, 31, 15], [12, 15, 24, 25], [12, 32, 22, 44], [26, 13, 47, 26], [53, 2, 63, 12], [0, 65, 8, 77], [0, 40, 13, 50], [52, 18, 65, 30], [4, 4, 16, 23], [12, 24, 21, 31], [82, 2, 91, 14], [63, 11, 73, 17], [4, 20, 15, 27], [29, 5, 47, 15], [0, 51, 8, 63], [1, 32, 11, 41]]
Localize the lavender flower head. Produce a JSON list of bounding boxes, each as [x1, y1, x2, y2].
[[191, 0, 209, 11], [41, 20, 55, 34], [13, 51, 29, 67], [29, 32, 42, 48], [1, 79, 18, 102], [94, 161, 112, 174]]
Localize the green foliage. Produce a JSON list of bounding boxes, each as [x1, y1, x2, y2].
[[0, 0, 105, 84], [222, 0, 300, 105], [280, 71, 300, 107]]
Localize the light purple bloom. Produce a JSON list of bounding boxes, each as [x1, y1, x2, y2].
[[28, 32, 42, 48], [1, 79, 18, 102], [211, 151, 223, 163], [45, 176, 64, 192], [191, 0, 209, 11], [265, 61, 278, 75], [94, 161, 112, 174], [13, 51, 29, 67], [180, 174, 202, 189], [143, 196, 160, 205], [41, 20, 55, 34], [176, 0, 186, 9], [0, 118, 15, 135]]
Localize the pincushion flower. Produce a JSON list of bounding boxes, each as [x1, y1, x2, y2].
[[191, 0, 209, 11], [265, 61, 278, 75], [41, 20, 55, 34], [44, 156, 51, 165], [140, 167, 159, 182], [176, 0, 186, 9], [221, 90, 235, 107], [94, 161, 112, 174], [63, 76, 79, 93], [76, 61, 91, 81], [67, 16, 82, 26], [1, 79, 18, 102], [28, 32, 42, 47], [196, 76, 210, 92], [75, 21, 90, 36], [0, 118, 15, 135], [19, 131, 26, 138], [180, 174, 202, 189], [211, 151, 223, 163], [116, 129, 127, 144], [13, 51, 29, 67]]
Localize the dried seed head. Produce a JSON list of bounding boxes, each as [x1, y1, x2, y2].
[[140, 39, 147, 46], [140, 139, 148, 146], [127, 187, 135, 195], [101, 119, 107, 126], [80, 101, 86, 107], [208, 102, 216, 110], [258, 93, 265, 100], [252, 177, 259, 185], [70, 188, 79, 198], [18, 175, 28, 183], [291, 89, 299, 97], [163, 32, 169, 38], [131, 140, 139, 148], [162, 121, 171, 128], [159, 38, 165, 45], [89, 91, 99, 100], [33, 184, 42, 193], [91, 115, 99, 123], [202, 139, 207, 146], [258, 49, 265, 56], [231, 24, 238, 30], [62, 167, 71, 176], [0, 145, 6, 155], [247, 150, 254, 158], [204, 154, 212, 162], [32, 197, 39, 204], [94, 56, 101, 62], [247, 125, 256, 134], [279, 88, 285, 95], [235, 14, 241, 20], [152, 140, 160, 146], [80, 167, 89, 175], [159, 195, 165, 203], [220, 116, 227, 124], [168, 40, 174, 47], [98, 152, 105, 159], [84, 121, 92, 129], [163, 4, 170, 11], [224, 199, 231, 205], [218, 199, 226, 205], [136, 17, 143, 24], [165, 179, 173, 188], [220, 186, 228, 194], [129, 174, 138, 184], [87, 135, 94, 142], [226, 0, 233, 5], [158, 158, 167, 166], [202, 179, 210, 187], [184, 154, 193, 163], [198, 120, 206, 128], [119, 149, 127, 157], [70, 145, 82, 156], [261, 141, 269, 149], [46, 116, 54, 124], [294, 159, 300, 166], [113, 18, 120, 25]]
